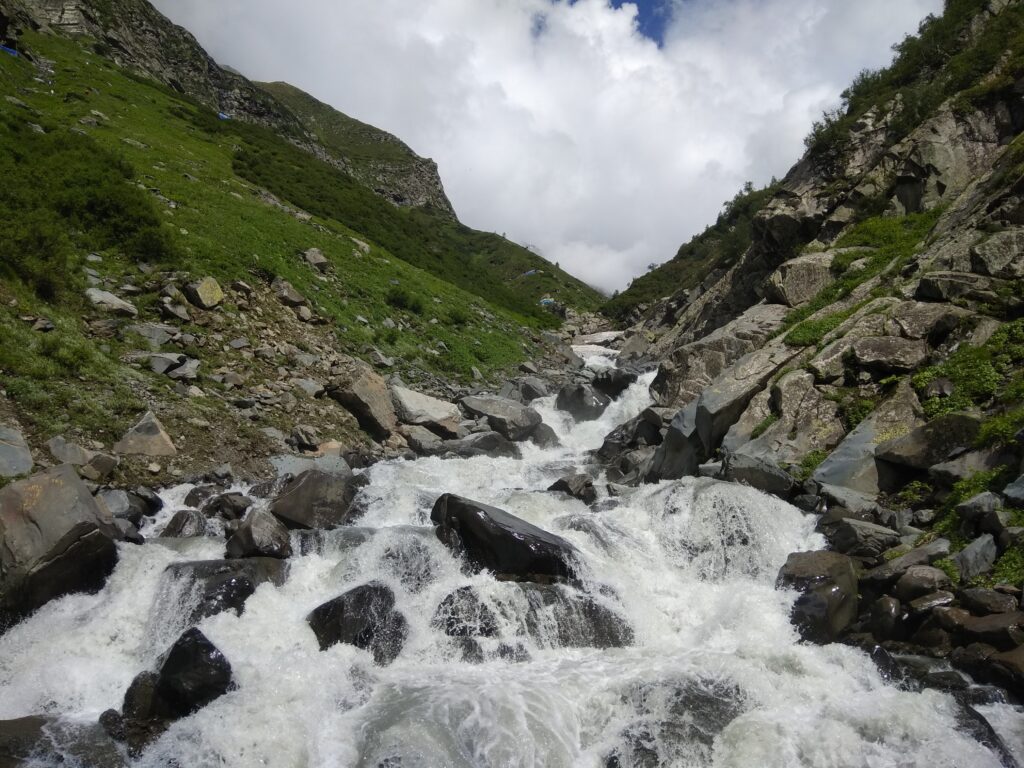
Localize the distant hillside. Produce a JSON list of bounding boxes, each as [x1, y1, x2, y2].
[[603, 182, 778, 321], [259, 81, 456, 218]]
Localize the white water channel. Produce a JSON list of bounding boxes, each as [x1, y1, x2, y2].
[[1, 350, 1022, 767]]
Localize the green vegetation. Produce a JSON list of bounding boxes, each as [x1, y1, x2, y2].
[[602, 181, 779, 320], [933, 558, 962, 585], [750, 414, 779, 439], [990, 545, 1024, 586], [792, 450, 829, 482], [824, 389, 880, 431], [780, 210, 941, 343], [805, 0, 1024, 175], [928, 468, 1015, 551], [0, 114, 178, 299], [893, 480, 934, 509], [913, 318, 1024, 418]]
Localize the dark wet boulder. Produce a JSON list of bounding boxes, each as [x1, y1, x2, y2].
[[777, 550, 858, 643], [306, 581, 408, 665], [204, 492, 252, 521], [521, 584, 633, 648], [183, 484, 219, 508], [268, 469, 364, 530], [720, 451, 794, 499], [895, 566, 952, 603], [440, 431, 522, 459], [953, 534, 998, 581], [460, 395, 542, 441], [831, 519, 901, 559], [431, 586, 498, 637], [226, 508, 292, 559], [159, 509, 207, 538], [555, 383, 611, 422], [1, 715, 126, 768], [592, 368, 638, 399], [530, 423, 561, 449], [104, 629, 233, 754], [163, 558, 289, 624], [547, 473, 598, 505], [0, 465, 119, 629], [430, 494, 579, 583], [961, 588, 1019, 616]]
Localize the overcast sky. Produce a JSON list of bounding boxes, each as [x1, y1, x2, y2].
[[152, 0, 941, 294]]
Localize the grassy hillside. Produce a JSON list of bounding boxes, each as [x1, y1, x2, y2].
[[0, 29, 566, 453], [602, 182, 778, 320]]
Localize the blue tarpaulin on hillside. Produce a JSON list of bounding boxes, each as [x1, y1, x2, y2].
[[0, 46, 19, 57], [217, 112, 231, 120]]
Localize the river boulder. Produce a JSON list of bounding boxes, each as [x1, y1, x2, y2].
[[440, 431, 522, 459], [326, 363, 397, 439], [307, 581, 408, 665], [163, 558, 288, 624], [555, 383, 611, 422], [392, 386, 461, 438], [431, 586, 499, 638], [777, 550, 858, 643], [159, 509, 207, 538], [430, 493, 579, 583], [592, 368, 638, 399], [460, 395, 542, 441], [269, 468, 364, 529], [547, 473, 598, 505], [520, 584, 633, 648], [226, 508, 292, 559], [0, 465, 118, 629]]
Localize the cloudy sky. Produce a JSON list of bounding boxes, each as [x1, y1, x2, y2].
[[152, 0, 941, 294]]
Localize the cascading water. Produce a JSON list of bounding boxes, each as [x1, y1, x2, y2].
[[1, 348, 1022, 767]]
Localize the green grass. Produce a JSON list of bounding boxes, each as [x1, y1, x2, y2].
[[792, 449, 830, 482], [913, 318, 1024, 418], [779, 211, 941, 339], [750, 413, 779, 439], [784, 303, 866, 347], [0, 29, 574, 443], [928, 468, 1015, 552], [933, 558, 962, 585]]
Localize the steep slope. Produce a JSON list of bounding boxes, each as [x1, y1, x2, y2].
[[2, 0, 603, 318], [259, 80, 456, 219], [598, 0, 1024, 692]]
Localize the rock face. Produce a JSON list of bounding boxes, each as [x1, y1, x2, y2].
[[430, 494, 579, 583], [269, 469, 364, 530], [163, 558, 288, 624], [0, 466, 118, 627], [327, 364, 397, 439], [764, 251, 835, 306], [460, 395, 542, 441], [0, 426, 32, 478], [777, 551, 858, 643], [113, 411, 177, 457], [392, 386, 461, 438], [306, 582, 408, 665]]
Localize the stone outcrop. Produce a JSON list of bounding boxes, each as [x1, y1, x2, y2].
[[326, 363, 397, 439], [0, 466, 118, 628], [269, 469, 364, 530], [306, 582, 408, 665], [460, 395, 542, 441], [113, 411, 177, 457]]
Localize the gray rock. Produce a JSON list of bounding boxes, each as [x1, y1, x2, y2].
[[85, 288, 138, 317], [832, 519, 900, 559], [960, 588, 1019, 615], [916, 271, 1004, 303], [520, 583, 633, 648], [0, 466, 118, 625], [645, 401, 704, 481], [895, 565, 952, 602], [45, 435, 94, 466], [870, 596, 901, 639], [777, 550, 858, 642], [128, 323, 177, 351], [303, 247, 330, 272], [850, 336, 929, 374], [530, 423, 561, 449], [269, 469, 363, 530], [860, 538, 951, 588], [875, 412, 982, 469], [721, 451, 794, 498], [392, 386, 461, 438], [461, 395, 542, 441], [113, 412, 176, 457], [399, 424, 445, 455], [971, 229, 1024, 279], [182, 277, 224, 310], [908, 590, 955, 615], [0, 426, 33, 478], [162, 558, 288, 624], [431, 493, 579, 583], [764, 252, 835, 307], [440, 431, 522, 459], [160, 509, 207, 538], [957, 492, 1003, 524], [226, 508, 292, 559], [272, 277, 307, 307], [166, 357, 200, 381], [1004, 475, 1024, 507], [307, 582, 407, 665], [813, 383, 924, 496], [547, 474, 598, 505], [554, 383, 611, 422], [326, 363, 398, 439], [953, 535, 998, 581]]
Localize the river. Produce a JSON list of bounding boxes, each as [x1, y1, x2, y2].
[[0, 349, 1021, 767]]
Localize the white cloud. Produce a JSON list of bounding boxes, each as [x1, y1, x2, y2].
[[152, 0, 941, 294]]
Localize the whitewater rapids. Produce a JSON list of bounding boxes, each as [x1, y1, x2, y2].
[[0, 352, 1021, 767]]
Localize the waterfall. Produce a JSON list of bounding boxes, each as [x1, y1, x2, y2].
[[0, 354, 1020, 767]]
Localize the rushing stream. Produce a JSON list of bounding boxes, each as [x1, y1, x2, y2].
[[1, 349, 1022, 767]]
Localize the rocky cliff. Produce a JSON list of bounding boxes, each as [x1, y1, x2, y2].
[[598, 0, 1024, 697]]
